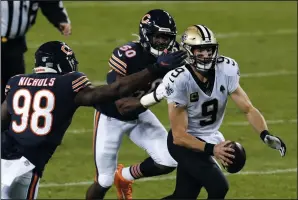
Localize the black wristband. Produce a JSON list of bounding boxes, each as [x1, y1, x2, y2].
[[204, 143, 215, 156], [260, 130, 270, 141]]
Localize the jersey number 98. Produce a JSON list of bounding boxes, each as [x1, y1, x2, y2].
[[12, 89, 55, 136]]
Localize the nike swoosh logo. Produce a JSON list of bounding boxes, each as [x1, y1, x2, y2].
[[118, 51, 123, 57]]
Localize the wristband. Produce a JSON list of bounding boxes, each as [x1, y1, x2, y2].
[[260, 130, 270, 141], [204, 143, 215, 156]]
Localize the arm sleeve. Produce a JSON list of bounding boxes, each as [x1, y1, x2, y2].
[[162, 71, 188, 107], [71, 72, 92, 93], [108, 47, 129, 76], [4, 75, 19, 96], [39, 1, 70, 29]]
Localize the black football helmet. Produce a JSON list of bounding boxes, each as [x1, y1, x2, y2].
[[34, 41, 78, 74], [139, 9, 177, 57]]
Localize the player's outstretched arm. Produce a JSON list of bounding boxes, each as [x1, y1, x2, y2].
[[1, 100, 11, 131], [75, 50, 188, 106], [75, 68, 163, 106], [168, 102, 234, 165], [230, 85, 286, 157], [140, 83, 166, 108]]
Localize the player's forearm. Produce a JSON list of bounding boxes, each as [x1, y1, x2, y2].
[[116, 68, 154, 97], [172, 131, 206, 152], [246, 106, 268, 134]]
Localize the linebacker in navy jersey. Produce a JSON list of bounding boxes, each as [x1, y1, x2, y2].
[[86, 9, 185, 200], [1, 41, 186, 199]]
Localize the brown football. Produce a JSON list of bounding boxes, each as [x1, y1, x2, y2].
[[224, 141, 246, 174]]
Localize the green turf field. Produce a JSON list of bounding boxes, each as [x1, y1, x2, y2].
[[23, 1, 297, 199]]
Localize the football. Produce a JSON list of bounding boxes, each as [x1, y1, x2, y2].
[[224, 141, 246, 174]]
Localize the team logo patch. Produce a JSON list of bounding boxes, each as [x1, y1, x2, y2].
[[165, 84, 174, 96], [220, 85, 226, 93], [190, 92, 199, 102]]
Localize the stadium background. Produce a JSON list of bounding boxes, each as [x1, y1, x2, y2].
[[24, 1, 296, 199]]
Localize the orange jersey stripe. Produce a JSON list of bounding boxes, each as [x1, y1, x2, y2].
[[72, 77, 90, 89], [109, 59, 126, 74], [73, 81, 92, 92], [72, 76, 86, 85], [108, 62, 126, 76], [111, 54, 127, 68]]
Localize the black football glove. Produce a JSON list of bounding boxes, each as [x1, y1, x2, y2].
[[148, 50, 187, 77], [260, 130, 287, 157]]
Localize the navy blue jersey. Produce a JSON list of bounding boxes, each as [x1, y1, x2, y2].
[[3, 71, 91, 174], [95, 41, 166, 121]]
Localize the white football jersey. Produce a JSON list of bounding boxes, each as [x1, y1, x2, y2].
[[162, 56, 240, 140]]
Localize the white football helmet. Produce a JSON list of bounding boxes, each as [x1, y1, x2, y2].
[[181, 25, 218, 74]]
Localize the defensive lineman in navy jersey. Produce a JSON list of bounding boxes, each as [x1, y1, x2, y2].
[[1, 41, 186, 199], [86, 9, 183, 200]]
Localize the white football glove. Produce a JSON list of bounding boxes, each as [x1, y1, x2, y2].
[[261, 131, 286, 157]]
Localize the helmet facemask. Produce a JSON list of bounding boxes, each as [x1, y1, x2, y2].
[[184, 44, 218, 74], [148, 32, 176, 56]]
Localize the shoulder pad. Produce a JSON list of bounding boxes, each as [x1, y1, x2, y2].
[[108, 42, 142, 76], [162, 66, 189, 88], [216, 56, 240, 77]]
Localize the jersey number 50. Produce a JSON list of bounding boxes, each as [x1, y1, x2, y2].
[[12, 89, 55, 136]]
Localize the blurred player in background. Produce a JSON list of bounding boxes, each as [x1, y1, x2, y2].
[[86, 9, 187, 200], [1, 1, 71, 103], [1, 41, 184, 199], [141, 25, 287, 199]]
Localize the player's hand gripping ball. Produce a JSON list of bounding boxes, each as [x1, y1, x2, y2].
[[223, 141, 246, 173]]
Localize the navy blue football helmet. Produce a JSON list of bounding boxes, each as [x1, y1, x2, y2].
[[139, 9, 177, 57], [34, 41, 78, 74]]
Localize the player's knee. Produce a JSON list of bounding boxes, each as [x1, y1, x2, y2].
[[97, 174, 114, 188], [207, 179, 229, 199]]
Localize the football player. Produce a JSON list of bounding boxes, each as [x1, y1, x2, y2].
[[1, 41, 186, 199], [85, 9, 185, 200], [141, 25, 287, 199]]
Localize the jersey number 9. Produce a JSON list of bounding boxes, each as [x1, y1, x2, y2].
[[200, 99, 218, 126]]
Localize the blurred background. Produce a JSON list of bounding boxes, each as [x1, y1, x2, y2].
[[20, 1, 297, 199]]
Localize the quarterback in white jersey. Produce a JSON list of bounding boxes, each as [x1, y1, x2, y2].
[[141, 25, 286, 199]]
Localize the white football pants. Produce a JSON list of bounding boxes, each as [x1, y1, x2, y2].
[[1, 168, 40, 199], [93, 110, 177, 187]]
